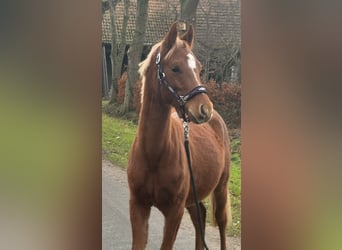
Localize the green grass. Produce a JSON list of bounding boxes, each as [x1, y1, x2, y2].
[[102, 113, 137, 167], [102, 109, 241, 237], [228, 143, 241, 236]]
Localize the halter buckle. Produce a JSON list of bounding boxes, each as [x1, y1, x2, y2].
[[183, 120, 190, 141], [156, 52, 161, 65]]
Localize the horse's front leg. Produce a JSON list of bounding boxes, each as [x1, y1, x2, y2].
[[160, 204, 185, 250], [129, 196, 151, 250]]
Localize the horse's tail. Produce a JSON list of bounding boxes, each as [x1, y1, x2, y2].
[[210, 189, 232, 227], [226, 190, 233, 226]]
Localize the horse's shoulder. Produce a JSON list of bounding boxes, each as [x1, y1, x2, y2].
[[170, 112, 183, 130]]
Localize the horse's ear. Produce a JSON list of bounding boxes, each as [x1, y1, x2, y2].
[[161, 22, 178, 52], [181, 24, 194, 48]]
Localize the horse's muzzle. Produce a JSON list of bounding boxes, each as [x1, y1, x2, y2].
[[186, 100, 213, 124]]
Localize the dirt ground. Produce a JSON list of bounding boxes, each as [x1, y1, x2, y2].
[[102, 159, 241, 249]]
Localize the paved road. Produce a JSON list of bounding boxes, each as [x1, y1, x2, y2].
[[102, 160, 241, 250]]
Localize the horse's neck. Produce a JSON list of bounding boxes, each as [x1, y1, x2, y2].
[[138, 79, 173, 157]]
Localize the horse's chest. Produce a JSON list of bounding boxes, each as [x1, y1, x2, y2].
[[139, 171, 187, 208]]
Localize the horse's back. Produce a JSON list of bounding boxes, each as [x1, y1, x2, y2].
[[208, 110, 230, 149]]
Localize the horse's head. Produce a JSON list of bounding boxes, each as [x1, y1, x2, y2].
[[158, 23, 213, 124]]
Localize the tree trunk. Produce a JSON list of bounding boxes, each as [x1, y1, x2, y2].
[[108, 1, 118, 103], [198, 1, 210, 82], [102, 1, 109, 15], [108, 0, 129, 104], [121, 0, 149, 114], [118, 0, 130, 73], [180, 0, 199, 25]]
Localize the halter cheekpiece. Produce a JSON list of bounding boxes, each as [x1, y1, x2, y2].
[[155, 51, 208, 121]]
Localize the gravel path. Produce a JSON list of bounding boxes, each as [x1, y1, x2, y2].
[[102, 159, 241, 250]]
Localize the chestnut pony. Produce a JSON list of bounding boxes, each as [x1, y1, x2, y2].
[[127, 23, 231, 250]]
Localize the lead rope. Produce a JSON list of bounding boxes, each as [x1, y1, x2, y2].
[[183, 120, 210, 250]]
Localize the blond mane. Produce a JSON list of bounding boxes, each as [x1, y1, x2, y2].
[[138, 42, 161, 103], [138, 42, 161, 78]]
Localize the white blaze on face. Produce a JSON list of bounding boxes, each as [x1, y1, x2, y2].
[[187, 53, 199, 82]]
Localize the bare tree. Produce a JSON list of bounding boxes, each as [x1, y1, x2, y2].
[[180, 0, 199, 25], [121, 0, 149, 114], [107, 0, 130, 104], [160, 1, 179, 28], [197, 1, 211, 82], [196, 0, 241, 84], [213, 0, 240, 83], [102, 0, 109, 15]]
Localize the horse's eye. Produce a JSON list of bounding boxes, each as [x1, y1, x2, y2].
[[171, 66, 181, 73]]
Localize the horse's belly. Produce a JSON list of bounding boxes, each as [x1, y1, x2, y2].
[[186, 174, 220, 206], [186, 150, 225, 205]]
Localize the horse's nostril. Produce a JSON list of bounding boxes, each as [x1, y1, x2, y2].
[[200, 104, 208, 118]]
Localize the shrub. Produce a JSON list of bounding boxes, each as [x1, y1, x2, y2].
[[133, 80, 142, 112], [204, 80, 241, 129], [117, 72, 142, 112], [117, 72, 127, 104]]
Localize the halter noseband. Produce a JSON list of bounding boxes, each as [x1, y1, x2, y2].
[[156, 51, 208, 121]]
